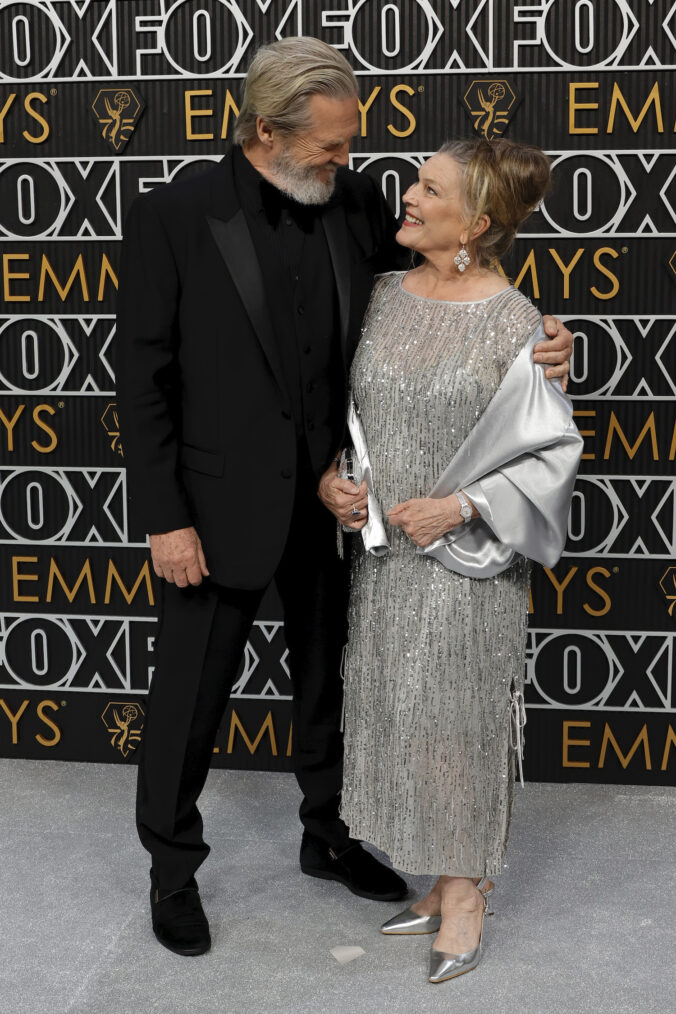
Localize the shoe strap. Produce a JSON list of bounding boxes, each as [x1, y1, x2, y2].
[[155, 885, 199, 904], [476, 878, 491, 912], [328, 842, 360, 862]]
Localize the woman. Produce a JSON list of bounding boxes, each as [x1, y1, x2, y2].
[[336, 139, 583, 983]]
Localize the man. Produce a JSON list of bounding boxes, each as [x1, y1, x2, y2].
[[116, 37, 572, 957]]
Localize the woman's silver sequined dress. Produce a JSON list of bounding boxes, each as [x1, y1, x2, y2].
[[340, 272, 540, 877]]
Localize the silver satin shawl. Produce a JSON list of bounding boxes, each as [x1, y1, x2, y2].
[[348, 322, 583, 579]]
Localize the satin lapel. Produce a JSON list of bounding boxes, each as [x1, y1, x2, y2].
[[321, 203, 351, 356], [207, 211, 290, 406]]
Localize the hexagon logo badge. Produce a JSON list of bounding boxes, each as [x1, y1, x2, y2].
[[91, 87, 145, 152], [101, 402, 123, 457], [659, 567, 676, 616], [101, 702, 145, 758], [462, 79, 520, 140]]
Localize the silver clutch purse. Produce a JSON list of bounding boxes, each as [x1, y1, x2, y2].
[[338, 447, 363, 487], [336, 447, 363, 557]]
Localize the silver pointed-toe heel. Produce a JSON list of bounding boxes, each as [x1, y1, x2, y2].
[[382, 877, 494, 936], [380, 908, 442, 935], [428, 889, 487, 984]]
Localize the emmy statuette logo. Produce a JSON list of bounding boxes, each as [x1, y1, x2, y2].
[[91, 87, 145, 152], [101, 702, 145, 758], [668, 252, 676, 283], [462, 80, 519, 140], [658, 568, 676, 616], [101, 402, 123, 457]]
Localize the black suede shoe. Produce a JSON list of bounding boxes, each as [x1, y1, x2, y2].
[[300, 834, 407, 901], [149, 871, 211, 956]]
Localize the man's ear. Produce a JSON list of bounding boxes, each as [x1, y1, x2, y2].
[[256, 116, 274, 147]]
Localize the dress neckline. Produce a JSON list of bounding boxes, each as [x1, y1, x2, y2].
[[398, 273, 513, 306]]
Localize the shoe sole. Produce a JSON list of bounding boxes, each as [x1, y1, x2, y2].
[[300, 864, 407, 902], [152, 929, 211, 957]]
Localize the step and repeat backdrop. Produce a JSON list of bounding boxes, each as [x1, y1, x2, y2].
[[0, 0, 675, 785]]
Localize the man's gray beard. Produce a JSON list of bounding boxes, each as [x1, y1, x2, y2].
[[270, 146, 336, 205]]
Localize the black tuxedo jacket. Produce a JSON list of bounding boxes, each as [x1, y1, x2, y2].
[[116, 148, 403, 588]]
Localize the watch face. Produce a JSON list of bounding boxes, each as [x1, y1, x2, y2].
[[460, 504, 472, 520]]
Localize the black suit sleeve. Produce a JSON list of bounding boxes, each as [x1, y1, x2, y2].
[[365, 174, 410, 272], [115, 195, 193, 535]]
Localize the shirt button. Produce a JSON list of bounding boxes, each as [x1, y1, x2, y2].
[[285, 218, 293, 227], [281, 410, 291, 420], [297, 305, 305, 316], [307, 421, 315, 432], [280, 468, 293, 479], [303, 346, 311, 355], [306, 381, 315, 393]]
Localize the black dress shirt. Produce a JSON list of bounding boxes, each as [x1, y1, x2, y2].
[[233, 146, 343, 472]]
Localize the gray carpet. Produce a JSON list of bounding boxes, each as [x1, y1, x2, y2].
[[1, 759, 674, 1014]]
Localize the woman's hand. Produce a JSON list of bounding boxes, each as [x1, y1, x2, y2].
[[387, 494, 466, 547], [317, 461, 368, 530]]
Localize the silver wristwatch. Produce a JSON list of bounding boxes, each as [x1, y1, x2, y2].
[[455, 489, 473, 524]]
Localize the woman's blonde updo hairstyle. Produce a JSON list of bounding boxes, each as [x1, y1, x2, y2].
[[439, 138, 551, 269]]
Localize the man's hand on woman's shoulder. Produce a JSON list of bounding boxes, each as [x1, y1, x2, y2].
[[535, 315, 573, 391]]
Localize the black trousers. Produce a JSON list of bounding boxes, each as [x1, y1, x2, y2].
[[136, 459, 350, 890]]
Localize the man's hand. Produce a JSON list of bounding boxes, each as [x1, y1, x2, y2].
[[317, 461, 368, 530], [536, 315, 574, 392], [149, 526, 210, 587]]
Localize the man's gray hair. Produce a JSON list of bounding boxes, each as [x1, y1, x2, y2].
[[233, 37, 358, 146]]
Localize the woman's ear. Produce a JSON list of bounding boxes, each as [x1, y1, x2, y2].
[[470, 214, 491, 241]]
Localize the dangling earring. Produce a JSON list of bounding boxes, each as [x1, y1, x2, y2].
[[454, 244, 471, 273]]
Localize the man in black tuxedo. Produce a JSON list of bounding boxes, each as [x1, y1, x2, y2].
[[116, 37, 572, 956]]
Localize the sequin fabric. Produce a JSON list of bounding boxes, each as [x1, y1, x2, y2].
[[340, 271, 540, 877]]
